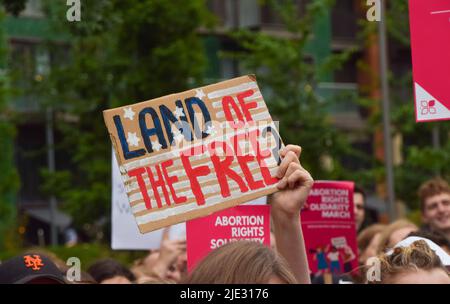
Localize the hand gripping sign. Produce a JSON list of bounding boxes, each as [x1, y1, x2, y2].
[[409, 0, 450, 122], [103, 75, 283, 233]]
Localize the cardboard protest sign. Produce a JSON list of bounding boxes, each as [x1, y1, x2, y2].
[[111, 150, 267, 249], [301, 181, 358, 277], [186, 205, 271, 271], [409, 0, 450, 122], [111, 150, 186, 250], [104, 75, 283, 233]]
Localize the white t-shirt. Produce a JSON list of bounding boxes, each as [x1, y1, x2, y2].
[[327, 252, 340, 261]]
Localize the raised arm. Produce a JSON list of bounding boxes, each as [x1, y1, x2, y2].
[[270, 145, 313, 284]]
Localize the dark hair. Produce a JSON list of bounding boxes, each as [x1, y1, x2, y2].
[[354, 185, 366, 200], [87, 259, 135, 283], [68, 271, 98, 284]]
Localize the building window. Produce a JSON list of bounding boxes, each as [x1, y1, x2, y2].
[[331, 0, 358, 40], [21, 0, 44, 18]]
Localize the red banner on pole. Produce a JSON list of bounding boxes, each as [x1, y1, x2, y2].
[[409, 0, 450, 122]]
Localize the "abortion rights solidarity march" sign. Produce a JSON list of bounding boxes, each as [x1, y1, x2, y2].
[[186, 205, 270, 271], [301, 181, 358, 277], [409, 0, 450, 122], [103, 75, 283, 233]]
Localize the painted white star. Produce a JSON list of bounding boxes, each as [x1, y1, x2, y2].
[[151, 140, 162, 151], [205, 125, 216, 136], [172, 129, 184, 143], [172, 128, 181, 136], [195, 89, 206, 99], [173, 106, 185, 119], [127, 132, 140, 147], [123, 107, 135, 120]]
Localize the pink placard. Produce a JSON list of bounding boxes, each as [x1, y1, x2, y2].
[[186, 205, 271, 272], [409, 0, 450, 122], [301, 181, 358, 276]]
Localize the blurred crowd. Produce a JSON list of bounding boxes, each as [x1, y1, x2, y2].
[[0, 146, 449, 284]]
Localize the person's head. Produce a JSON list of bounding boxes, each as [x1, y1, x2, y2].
[[70, 271, 97, 284], [354, 186, 366, 231], [407, 230, 450, 255], [377, 219, 418, 253], [87, 259, 135, 284], [418, 178, 450, 234], [370, 239, 450, 284], [357, 224, 386, 264], [132, 249, 185, 283], [183, 241, 296, 284], [23, 248, 68, 274], [0, 253, 66, 284], [134, 250, 159, 274], [131, 251, 158, 282], [21, 249, 96, 284]]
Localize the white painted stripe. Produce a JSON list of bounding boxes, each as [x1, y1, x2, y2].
[[215, 107, 270, 122], [123, 152, 182, 171], [207, 82, 259, 99], [250, 112, 271, 121], [215, 111, 225, 118], [129, 192, 143, 202], [131, 192, 196, 213], [211, 93, 263, 108], [214, 100, 265, 113]]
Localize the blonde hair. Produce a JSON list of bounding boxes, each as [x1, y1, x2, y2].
[[369, 240, 449, 284], [358, 224, 386, 253], [183, 241, 297, 284], [377, 219, 418, 254]]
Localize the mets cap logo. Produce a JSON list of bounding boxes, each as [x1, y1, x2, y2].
[[23, 255, 45, 271]]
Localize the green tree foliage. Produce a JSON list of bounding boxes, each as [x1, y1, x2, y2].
[[228, 0, 363, 180], [39, 0, 213, 237]]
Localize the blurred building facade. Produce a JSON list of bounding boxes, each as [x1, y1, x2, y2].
[[4, 0, 72, 245]]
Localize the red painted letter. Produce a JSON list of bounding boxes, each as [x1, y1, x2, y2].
[[208, 141, 249, 198], [232, 133, 265, 191], [128, 167, 152, 210], [237, 89, 257, 122], [222, 95, 244, 128], [248, 129, 278, 186], [161, 159, 187, 205], [181, 146, 210, 205], [146, 165, 170, 209]]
